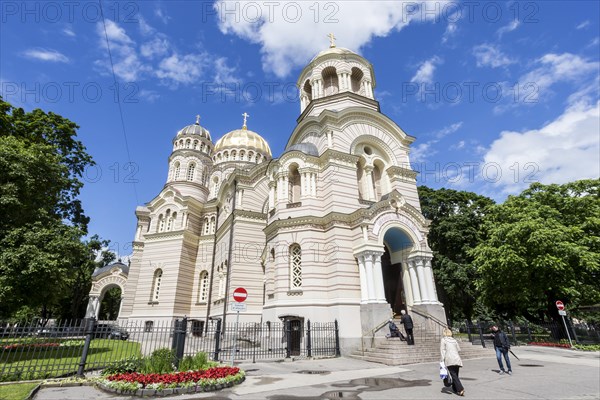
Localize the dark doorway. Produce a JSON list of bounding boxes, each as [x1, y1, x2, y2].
[[381, 246, 406, 315], [290, 319, 302, 356], [99, 286, 122, 320]]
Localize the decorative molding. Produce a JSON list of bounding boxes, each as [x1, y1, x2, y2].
[[287, 290, 303, 296]]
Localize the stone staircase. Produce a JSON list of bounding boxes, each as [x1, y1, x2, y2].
[[350, 320, 493, 366]]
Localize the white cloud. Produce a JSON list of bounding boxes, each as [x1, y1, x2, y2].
[[139, 89, 160, 103], [155, 7, 171, 24], [576, 20, 590, 30], [442, 20, 458, 44], [496, 20, 520, 38], [213, 57, 239, 84], [96, 21, 146, 81], [434, 121, 463, 138], [473, 43, 515, 68], [139, 17, 155, 36], [101, 19, 134, 45], [62, 27, 75, 37], [411, 56, 442, 84], [22, 48, 69, 63], [140, 37, 170, 59], [156, 54, 208, 85], [483, 101, 600, 194], [410, 121, 463, 163], [214, 0, 453, 77]]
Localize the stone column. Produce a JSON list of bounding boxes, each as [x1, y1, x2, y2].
[[415, 258, 431, 303], [373, 252, 386, 303], [85, 295, 100, 318], [408, 260, 422, 305], [269, 183, 275, 208], [311, 172, 317, 197], [364, 253, 376, 302], [424, 258, 438, 303], [364, 166, 375, 201], [356, 256, 368, 303]]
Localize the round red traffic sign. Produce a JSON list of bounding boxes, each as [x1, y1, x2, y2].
[[556, 300, 565, 311], [233, 287, 248, 302]]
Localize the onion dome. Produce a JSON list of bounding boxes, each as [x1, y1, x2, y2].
[[176, 115, 211, 140], [213, 114, 272, 164]]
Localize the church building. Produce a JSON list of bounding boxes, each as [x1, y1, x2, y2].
[[87, 40, 445, 353]]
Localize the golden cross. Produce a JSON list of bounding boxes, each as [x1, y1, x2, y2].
[[327, 33, 336, 48], [242, 112, 249, 127]]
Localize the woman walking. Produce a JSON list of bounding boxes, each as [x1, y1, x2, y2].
[[440, 328, 464, 396]]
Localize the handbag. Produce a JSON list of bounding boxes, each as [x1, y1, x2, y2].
[[439, 361, 448, 379]]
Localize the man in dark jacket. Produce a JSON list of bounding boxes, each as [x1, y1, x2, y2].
[[491, 325, 512, 375], [400, 310, 414, 345]]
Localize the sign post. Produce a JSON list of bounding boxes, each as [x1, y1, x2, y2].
[[230, 288, 247, 366], [556, 301, 573, 347]]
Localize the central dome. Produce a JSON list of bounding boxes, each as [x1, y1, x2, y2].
[[310, 46, 357, 62], [214, 126, 272, 163]]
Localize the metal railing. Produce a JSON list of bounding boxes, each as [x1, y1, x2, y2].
[[0, 318, 340, 382]]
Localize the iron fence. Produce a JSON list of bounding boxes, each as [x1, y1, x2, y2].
[[0, 318, 340, 382], [453, 319, 600, 347]]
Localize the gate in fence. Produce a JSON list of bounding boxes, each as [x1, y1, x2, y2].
[[0, 318, 340, 382]]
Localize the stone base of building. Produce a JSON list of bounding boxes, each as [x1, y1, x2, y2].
[[360, 302, 393, 338], [410, 303, 447, 327]]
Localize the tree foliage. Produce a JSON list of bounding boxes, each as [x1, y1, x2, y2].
[[0, 97, 96, 319], [418, 186, 495, 322], [472, 179, 600, 322]]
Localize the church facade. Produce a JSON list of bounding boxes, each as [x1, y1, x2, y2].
[[88, 43, 445, 353]]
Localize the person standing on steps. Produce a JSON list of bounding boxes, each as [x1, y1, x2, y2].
[[400, 310, 414, 345], [490, 325, 513, 375], [440, 328, 465, 396]]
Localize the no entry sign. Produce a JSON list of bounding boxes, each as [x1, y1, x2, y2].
[[233, 287, 248, 302], [556, 300, 565, 311]]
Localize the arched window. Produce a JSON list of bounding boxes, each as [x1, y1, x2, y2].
[[248, 152, 254, 162], [303, 80, 313, 101], [224, 152, 229, 162], [218, 262, 227, 298], [201, 143, 205, 153], [231, 150, 237, 161], [185, 139, 191, 148], [193, 140, 198, 149], [199, 271, 209, 302], [289, 244, 302, 289], [158, 214, 165, 232], [322, 66, 339, 96], [240, 150, 245, 160], [151, 269, 163, 302], [212, 177, 220, 198], [210, 216, 216, 233], [187, 163, 196, 181], [174, 162, 181, 181], [356, 162, 365, 200], [351, 67, 364, 94], [289, 165, 301, 203], [179, 139, 184, 147]]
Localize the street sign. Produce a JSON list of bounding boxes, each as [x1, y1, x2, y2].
[[233, 287, 248, 302], [231, 303, 247, 312], [556, 300, 565, 311], [558, 310, 567, 316]]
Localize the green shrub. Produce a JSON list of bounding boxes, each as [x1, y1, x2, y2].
[[573, 343, 600, 351], [178, 351, 209, 371], [102, 356, 144, 376], [141, 348, 174, 374]]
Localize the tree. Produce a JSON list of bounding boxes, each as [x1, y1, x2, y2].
[[472, 180, 600, 322], [0, 97, 95, 319], [418, 186, 495, 322]]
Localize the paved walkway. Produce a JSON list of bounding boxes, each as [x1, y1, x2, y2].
[[33, 346, 600, 400]]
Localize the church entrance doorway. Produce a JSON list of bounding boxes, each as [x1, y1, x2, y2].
[[382, 227, 413, 315], [381, 246, 406, 315], [98, 286, 122, 320]]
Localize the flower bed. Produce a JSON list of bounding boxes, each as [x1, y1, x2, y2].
[[528, 342, 571, 348], [98, 366, 245, 396], [2, 342, 61, 351]]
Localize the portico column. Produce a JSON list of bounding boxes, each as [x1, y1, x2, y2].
[[311, 173, 317, 196], [357, 256, 368, 303], [364, 253, 376, 302], [408, 260, 422, 304], [415, 258, 431, 303], [373, 252, 386, 302], [423, 258, 438, 303], [85, 295, 100, 318], [269, 183, 275, 208]]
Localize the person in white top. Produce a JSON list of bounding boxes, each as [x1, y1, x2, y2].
[[440, 328, 464, 396]]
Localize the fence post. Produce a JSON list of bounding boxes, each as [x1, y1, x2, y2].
[[285, 320, 291, 358], [213, 319, 222, 362], [171, 318, 187, 369], [252, 323, 258, 364], [77, 317, 96, 377], [306, 320, 312, 358], [477, 320, 486, 348], [465, 320, 472, 342], [334, 319, 341, 357], [526, 321, 532, 342], [510, 321, 517, 345], [568, 317, 579, 344]]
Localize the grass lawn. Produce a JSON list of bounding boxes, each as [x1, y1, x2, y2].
[[0, 340, 141, 381], [0, 382, 38, 400]]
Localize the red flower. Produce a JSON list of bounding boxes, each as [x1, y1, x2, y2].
[[107, 367, 241, 388]]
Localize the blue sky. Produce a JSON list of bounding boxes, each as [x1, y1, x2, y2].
[[1, 1, 599, 258]]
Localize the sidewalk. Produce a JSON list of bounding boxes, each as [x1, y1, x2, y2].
[[33, 346, 599, 400]]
